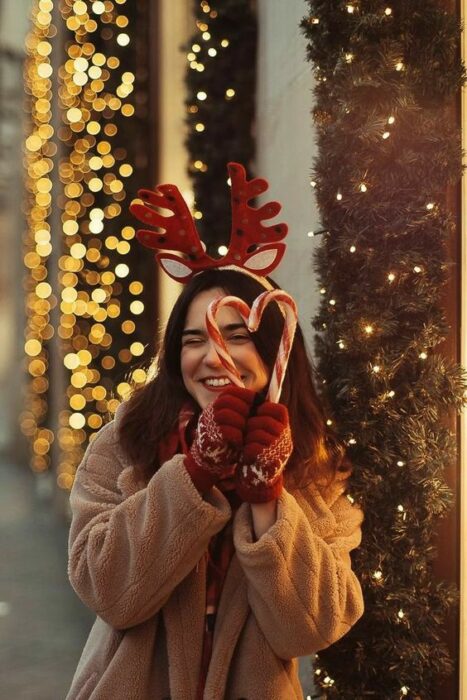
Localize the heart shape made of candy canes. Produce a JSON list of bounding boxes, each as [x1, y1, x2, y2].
[[206, 289, 298, 403]]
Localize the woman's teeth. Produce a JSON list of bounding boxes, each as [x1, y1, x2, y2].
[[204, 378, 232, 387]]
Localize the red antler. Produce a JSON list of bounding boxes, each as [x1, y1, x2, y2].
[[227, 163, 288, 275], [130, 184, 205, 258], [130, 163, 289, 282], [130, 184, 212, 281]]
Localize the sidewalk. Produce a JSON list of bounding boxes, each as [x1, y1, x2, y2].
[[0, 460, 93, 699]]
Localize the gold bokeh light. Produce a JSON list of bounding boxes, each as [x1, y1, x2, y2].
[[23, 0, 147, 490]]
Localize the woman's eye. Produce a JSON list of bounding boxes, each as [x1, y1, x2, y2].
[[228, 334, 250, 343], [182, 338, 203, 346]]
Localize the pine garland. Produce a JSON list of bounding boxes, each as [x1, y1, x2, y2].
[[184, 0, 256, 255], [301, 1, 466, 697]]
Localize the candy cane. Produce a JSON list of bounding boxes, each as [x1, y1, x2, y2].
[[205, 296, 250, 388], [206, 290, 298, 403], [249, 290, 298, 403]]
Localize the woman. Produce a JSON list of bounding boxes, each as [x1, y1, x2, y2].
[[66, 267, 364, 700]]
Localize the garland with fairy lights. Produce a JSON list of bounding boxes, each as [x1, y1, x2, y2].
[[23, 0, 153, 490], [184, 0, 256, 255], [301, 1, 466, 698], [23, 0, 58, 475]]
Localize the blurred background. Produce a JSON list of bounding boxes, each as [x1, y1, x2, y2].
[[2, 0, 465, 698], [0, 0, 322, 696]]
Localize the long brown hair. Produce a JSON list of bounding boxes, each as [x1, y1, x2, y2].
[[118, 269, 346, 488]]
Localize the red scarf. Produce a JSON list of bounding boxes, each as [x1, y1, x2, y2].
[[158, 405, 242, 699]]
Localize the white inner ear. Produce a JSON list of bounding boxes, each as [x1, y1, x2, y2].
[[159, 257, 193, 279], [244, 248, 278, 271]]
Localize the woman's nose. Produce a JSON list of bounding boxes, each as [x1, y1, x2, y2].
[[204, 339, 223, 367]]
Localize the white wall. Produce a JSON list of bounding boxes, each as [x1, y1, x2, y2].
[[0, 0, 32, 51], [0, 0, 35, 453], [157, 0, 193, 324], [256, 3, 320, 694], [256, 0, 320, 359]]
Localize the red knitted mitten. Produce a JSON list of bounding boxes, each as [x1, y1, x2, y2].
[[184, 386, 256, 493], [235, 402, 293, 503]]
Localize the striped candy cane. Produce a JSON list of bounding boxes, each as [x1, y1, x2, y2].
[[249, 290, 298, 403], [205, 296, 250, 388], [206, 289, 298, 403]]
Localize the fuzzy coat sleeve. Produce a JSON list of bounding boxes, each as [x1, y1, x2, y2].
[[68, 421, 231, 630], [233, 477, 364, 659]]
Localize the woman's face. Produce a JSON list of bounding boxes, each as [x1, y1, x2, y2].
[[180, 287, 269, 409]]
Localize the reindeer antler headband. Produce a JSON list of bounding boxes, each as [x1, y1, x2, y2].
[[130, 162, 288, 284]]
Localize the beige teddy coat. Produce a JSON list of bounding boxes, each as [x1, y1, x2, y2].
[[66, 404, 364, 700]]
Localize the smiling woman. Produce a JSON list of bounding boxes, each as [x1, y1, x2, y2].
[[180, 287, 269, 409], [66, 265, 364, 699]]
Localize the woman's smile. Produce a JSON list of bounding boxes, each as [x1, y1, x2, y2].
[[181, 288, 269, 408]]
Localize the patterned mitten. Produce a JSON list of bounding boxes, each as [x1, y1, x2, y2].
[[235, 402, 293, 503], [184, 386, 256, 493]]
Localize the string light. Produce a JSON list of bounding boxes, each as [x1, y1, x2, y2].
[[388, 272, 396, 282], [23, 0, 145, 486], [350, 245, 356, 252], [359, 183, 367, 192], [426, 202, 434, 210], [22, 0, 57, 475]]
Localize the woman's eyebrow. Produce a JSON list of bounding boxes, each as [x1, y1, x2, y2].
[[181, 327, 205, 336], [181, 322, 246, 336], [221, 322, 247, 332]]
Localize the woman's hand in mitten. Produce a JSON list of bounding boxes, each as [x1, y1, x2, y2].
[[184, 386, 256, 493], [235, 401, 293, 503]]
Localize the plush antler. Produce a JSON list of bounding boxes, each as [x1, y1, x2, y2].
[[130, 162, 289, 282], [129, 184, 212, 282], [227, 162, 288, 275]]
